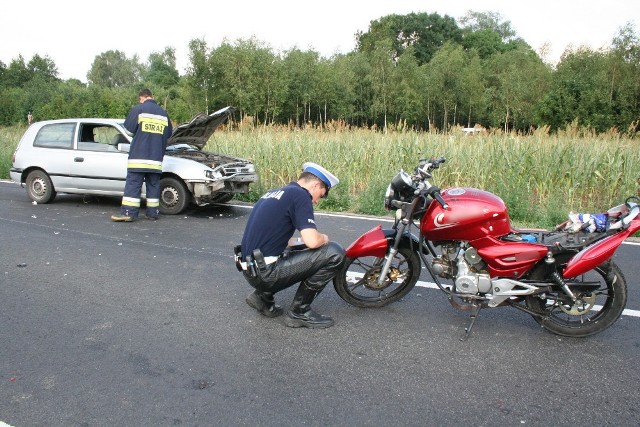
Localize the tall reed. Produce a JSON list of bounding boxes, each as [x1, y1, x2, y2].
[[210, 126, 639, 227], [1, 124, 638, 228]]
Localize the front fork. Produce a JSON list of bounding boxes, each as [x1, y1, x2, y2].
[[376, 220, 411, 286]]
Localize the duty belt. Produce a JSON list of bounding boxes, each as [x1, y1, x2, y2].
[[234, 246, 278, 277], [239, 256, 278, 271]]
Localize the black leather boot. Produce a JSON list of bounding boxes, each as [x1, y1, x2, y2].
[[246, 290, 283, 318], [284, 282, 334, 328]]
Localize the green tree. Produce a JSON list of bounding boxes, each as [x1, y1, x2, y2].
[[458, 10, 516, 40], [386, 46, 424, 127], [0, 86, 27, 124], [459, 11, 530, 59], [609, 22, 640, 132], [0, 60, 6, 87], [145, 47, 180, 89], [325, 54, 357, 123], [185, 38, 213, 113], [87, 50, 144, 88], [27, 54, 59, 82], [4, 55, 31, 88], [281, 48, 320, 127], [208, 37, 280, 124], [367, 40, 396, 131], [346, 51, 373, 127], [459, 50, 485, 128], [537, 48, 613, 131], [483, 45, 550, 131], [36, 79, 90, 119], [425, 42, 466, 131], [357, 12, 463, 65]]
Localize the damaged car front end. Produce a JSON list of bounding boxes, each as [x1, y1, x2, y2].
[[164, 106, 257, 208]]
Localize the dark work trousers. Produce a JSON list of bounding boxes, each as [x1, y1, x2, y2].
[[243, 242, 345, 293], [120, 171, 161, 218]]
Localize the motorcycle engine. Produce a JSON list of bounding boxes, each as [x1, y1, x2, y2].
[[431, 244, 491, 295], [431, 243, 458, 278]]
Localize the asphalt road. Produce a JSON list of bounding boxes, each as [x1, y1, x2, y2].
[[1, 180, 639, 427]]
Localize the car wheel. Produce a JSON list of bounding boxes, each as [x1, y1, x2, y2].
[[25, 170, 57, 204], [159, 177, 189, 215]]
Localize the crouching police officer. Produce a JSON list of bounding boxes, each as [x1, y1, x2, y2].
[[236, 162, 345, 328]]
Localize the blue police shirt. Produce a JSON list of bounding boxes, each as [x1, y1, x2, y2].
[[241, 182, 317, 257]]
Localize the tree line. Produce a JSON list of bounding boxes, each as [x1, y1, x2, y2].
[[1, 11, 638, 134]]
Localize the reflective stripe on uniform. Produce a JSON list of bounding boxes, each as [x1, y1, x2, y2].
[[146, 198, 160, 207], [122, 196, 141, 207], [128, 159, 162, 170], [138, 113, 168, 135]]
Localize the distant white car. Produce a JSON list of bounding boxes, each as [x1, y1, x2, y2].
[[10, 106, 257, 214]]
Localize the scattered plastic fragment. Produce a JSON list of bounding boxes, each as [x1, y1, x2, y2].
[[17, 263, 27, 268], [32, 201, 37, 205], [31, 215, 37, 219], [9, 377, 16, 382]]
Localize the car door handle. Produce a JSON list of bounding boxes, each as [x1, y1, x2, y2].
[[74, 157, 84, 162]]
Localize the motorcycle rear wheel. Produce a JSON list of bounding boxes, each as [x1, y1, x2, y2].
[[333, 246, 421, 308], [525, 261, 627, 337]]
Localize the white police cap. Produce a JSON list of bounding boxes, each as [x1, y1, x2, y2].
[[303, 162, 339, 189]]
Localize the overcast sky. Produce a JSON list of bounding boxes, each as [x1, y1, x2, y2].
[[2, 0, 638, 81]]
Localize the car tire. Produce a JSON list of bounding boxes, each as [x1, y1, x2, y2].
[[159, 177, 189, 215], [25, 169, 57, 204]]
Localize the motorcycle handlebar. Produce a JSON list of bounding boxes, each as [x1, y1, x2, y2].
[[434, 191, 449, 210], [424, 185, 449, 210], [411, 156, 449, 209]]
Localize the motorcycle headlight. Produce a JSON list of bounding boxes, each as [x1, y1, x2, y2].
[[384, 170, 415, 210], [384, 184, 395, 210]]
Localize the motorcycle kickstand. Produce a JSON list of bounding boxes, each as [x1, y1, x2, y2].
[[460, 303, 482, 342]]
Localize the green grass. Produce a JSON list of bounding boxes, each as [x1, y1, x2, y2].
[[3, 123, 639, 229], [0, 125, 26, 179]]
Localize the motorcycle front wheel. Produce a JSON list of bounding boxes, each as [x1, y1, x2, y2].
[[333, 246, 421, 308], [525, 261, 627, 337]]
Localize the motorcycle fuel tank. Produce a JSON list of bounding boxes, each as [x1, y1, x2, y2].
[[421, 188, 512, 241]]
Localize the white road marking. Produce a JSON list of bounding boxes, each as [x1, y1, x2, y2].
[[413, 280, 640, 318], [345, 272, 640, 318]]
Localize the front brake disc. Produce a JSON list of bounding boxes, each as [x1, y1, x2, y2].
[[363, 267, 392, 290]]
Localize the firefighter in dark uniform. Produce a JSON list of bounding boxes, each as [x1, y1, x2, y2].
[[112, 89, 172, 222], [237, 162, 346, 328]]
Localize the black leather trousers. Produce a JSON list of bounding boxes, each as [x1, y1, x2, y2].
[[243, 241, 345, 293]]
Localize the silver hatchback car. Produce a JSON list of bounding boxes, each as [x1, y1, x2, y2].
[[10, 106, 257, 214]]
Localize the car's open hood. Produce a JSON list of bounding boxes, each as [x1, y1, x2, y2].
[[167, 106, 235, 149]]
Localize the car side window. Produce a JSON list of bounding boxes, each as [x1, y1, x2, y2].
[[33, 123, 75, 149], [78, 124, 121, 152]]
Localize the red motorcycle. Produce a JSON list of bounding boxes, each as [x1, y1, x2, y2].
[[333, 157, 640, 339]]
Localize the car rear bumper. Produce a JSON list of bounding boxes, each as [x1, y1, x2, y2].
[[9, 170, 22, 184]]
